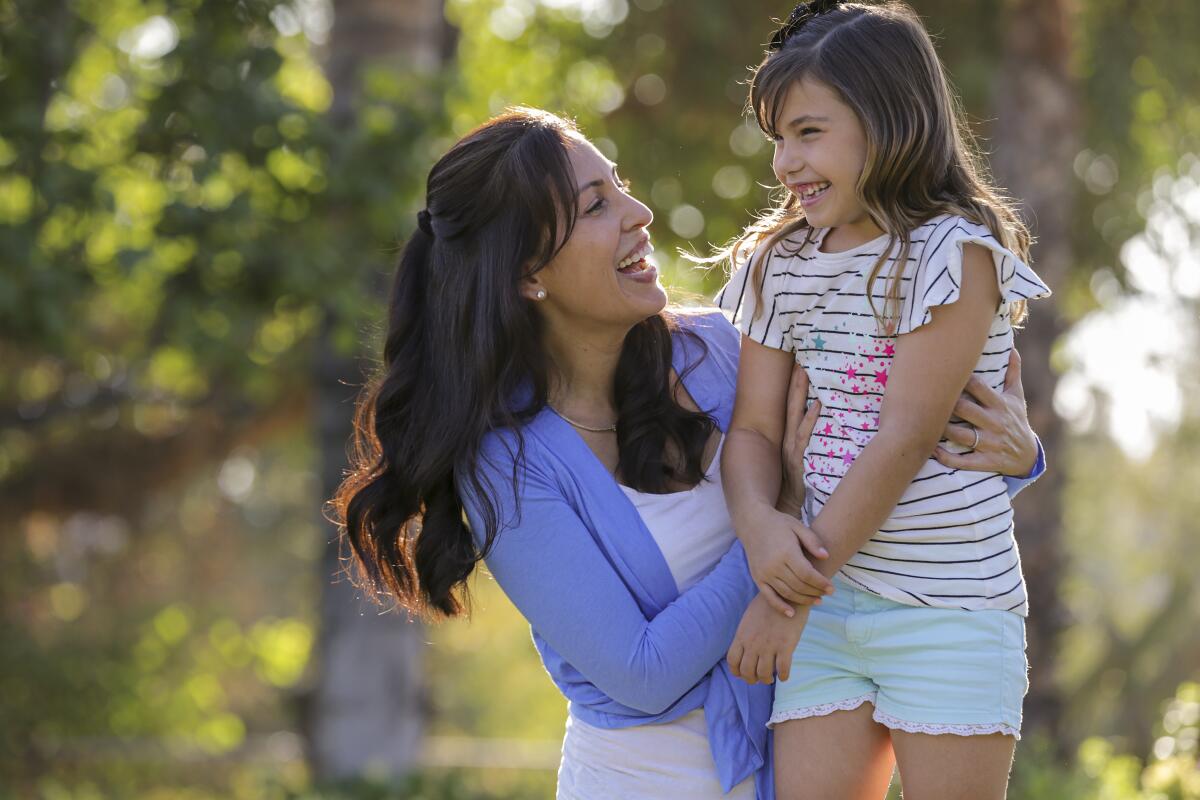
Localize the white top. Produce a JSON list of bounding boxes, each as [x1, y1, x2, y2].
[[717, 214, 1050, 615], [557, 437, 754, 800]]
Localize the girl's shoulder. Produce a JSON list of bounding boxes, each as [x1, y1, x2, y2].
[[903, 212, 1030, 277], [894, 213, 1051, 335], [907, 212, 998, 252], [764, 223, 820, 263]]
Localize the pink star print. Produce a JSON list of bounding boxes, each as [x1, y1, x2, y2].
[[846, 367, 858, 381], [884, 342, 895, 356], [850, 384, 860, 394], [822, 423, 833, 435], [842, 451, 855, 466], [874, 369, 889, 387]]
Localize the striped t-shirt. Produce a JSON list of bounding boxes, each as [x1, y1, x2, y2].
[[716, 213, 1051, 615]]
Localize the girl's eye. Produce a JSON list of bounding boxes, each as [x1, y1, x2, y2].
[[800, 127, 820, 136], [586, 197, 605, 215]]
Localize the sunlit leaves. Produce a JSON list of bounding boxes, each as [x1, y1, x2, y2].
[[274, 36, 333, 112], [0, 174, 34, 223]]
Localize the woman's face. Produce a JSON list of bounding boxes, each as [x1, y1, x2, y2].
[[524, 136, 666, 332], [771, 77, 881, 247]]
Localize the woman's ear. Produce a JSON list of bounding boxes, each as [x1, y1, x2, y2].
[[519, 274, 548, 302]]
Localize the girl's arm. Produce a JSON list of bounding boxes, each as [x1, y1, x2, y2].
[[466, 438, 758, 716], [803, 242, 1002, 577], [722, 337, 833, 613]]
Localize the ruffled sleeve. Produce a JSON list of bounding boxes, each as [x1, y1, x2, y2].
[[714, 245, 794, 351], [896, 216, 1051, 335]]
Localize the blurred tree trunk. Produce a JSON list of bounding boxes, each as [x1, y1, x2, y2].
[[308, 0, 450, 780], [990, 0, 1079, 744]]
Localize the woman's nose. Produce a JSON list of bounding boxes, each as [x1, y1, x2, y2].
[[626, 193, 653, 229]]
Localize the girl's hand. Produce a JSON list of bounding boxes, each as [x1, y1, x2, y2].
[[778, 364, 821, 517], [934, 349, 1038, 476], [741, 507, 831, 616], [727, 594, 810, 684]]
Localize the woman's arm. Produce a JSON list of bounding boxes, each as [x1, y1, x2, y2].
[[934, 348, 1047, 494], [804, 243, 1003, 577], [467, 442, 758, 716], [777, 363, 823, 518]]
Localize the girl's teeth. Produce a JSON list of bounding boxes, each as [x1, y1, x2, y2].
[[803, 182, 830, 197]]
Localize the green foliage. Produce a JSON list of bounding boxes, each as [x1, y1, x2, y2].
[[1071, 0, 1200, 306], [0, 435, 323, 796], [0, 0, 444, 483], [1009, 683, 1200, 799]]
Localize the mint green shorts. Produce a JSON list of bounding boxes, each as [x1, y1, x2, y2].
[[770, 576, 1028, 738]]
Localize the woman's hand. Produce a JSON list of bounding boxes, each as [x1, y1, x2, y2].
[[741, 506, 831, 617], [934, 349, 1038, 476], [778, 364, 821, 517], [728, 594, 810, 684]]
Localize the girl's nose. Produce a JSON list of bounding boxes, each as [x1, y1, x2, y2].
[[775, 149, 803, 183]]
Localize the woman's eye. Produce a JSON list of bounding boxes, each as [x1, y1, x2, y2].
[[586, 198, 605, 214], [801, 127, 820, 136]]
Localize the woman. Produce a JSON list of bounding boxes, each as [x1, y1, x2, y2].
[[330, 107, 1044, 799]]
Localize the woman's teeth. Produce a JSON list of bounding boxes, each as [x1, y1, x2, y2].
[[800, 182, 830, 198], [618, 242, 654, 272]]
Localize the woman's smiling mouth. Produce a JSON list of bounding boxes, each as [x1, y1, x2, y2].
[[617, 238, 655, 276]]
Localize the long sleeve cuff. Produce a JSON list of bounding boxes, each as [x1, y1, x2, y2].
[[1003, 436, 1046, 498]]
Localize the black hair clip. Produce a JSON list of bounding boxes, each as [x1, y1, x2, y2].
[[767, 0, 844, 51], [417, 208, 434, 237]]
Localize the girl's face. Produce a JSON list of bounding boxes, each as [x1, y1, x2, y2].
[[771, 78, 882, 248], [524, 136, 666, 331]]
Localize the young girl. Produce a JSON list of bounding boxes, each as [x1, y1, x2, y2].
[[717, 2, 1051, 798]]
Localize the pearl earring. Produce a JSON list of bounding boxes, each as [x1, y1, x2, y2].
[[535, 289, 547, 300]]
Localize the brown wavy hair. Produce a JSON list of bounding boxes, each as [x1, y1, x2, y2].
[[329, 109, 716, 618], [715, 1, 1031, 328]]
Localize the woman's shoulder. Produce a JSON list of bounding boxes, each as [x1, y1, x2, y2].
[[670, 305, 734, 331], [669, 306, 739, 355], [475, 410, 556, 478]]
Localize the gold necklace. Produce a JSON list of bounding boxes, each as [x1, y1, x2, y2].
[[550, 406, 617, 433]]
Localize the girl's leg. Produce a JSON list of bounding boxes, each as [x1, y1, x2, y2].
[[774, 705, 895, 800], [890, 731, 1015, 800]]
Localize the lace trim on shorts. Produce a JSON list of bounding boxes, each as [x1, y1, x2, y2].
[[767, 693, 875, 727], [767, 696, 1021, 739], [872, 709, 1021, 740]]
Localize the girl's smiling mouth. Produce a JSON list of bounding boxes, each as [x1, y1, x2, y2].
[[789, 180, 832, 207]]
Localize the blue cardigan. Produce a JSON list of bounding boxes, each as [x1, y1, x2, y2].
[[462, 310, 1044, 799]]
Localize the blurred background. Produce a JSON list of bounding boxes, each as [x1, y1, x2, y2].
[[2, 0, 1198, 797]]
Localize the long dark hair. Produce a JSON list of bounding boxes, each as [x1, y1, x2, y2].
[[331, 108, 716, 618]]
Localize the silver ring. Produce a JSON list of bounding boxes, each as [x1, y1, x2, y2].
[[970, 427, 980, 450]]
